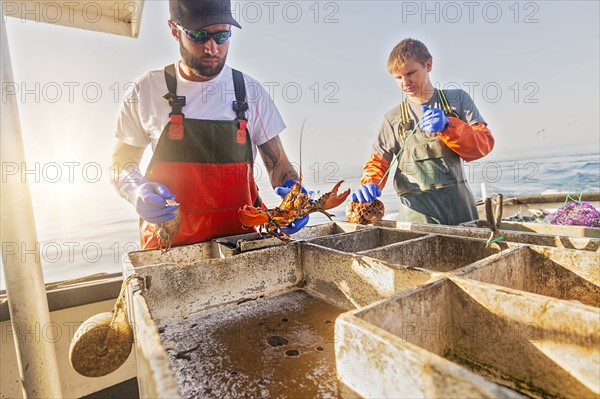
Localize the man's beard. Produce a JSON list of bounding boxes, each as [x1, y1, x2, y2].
[[179, 39, 227, 79]]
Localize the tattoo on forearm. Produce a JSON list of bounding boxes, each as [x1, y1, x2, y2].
[[259, 136, 299, 185], [259, 137, 281, 167]]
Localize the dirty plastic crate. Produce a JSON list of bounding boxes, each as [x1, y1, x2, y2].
[[231, 222, 366, 253], [463, 219, 600, 239], [124, 240, 437, 398], [123, 222, 599, 398], [376, 219, 600, 251], [358, 234, 507, 273], [125, 222, 363, 264], [458, 245, 600, 307], [336, 278, 600, 399], [304, 227, 427, 253]]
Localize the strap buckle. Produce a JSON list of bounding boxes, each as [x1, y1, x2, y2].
[[164, 93, 186, 108], [233, 100, 248, 115], [400, 120, 414, 132]]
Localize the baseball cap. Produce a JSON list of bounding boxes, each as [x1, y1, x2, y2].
[[169, 0, 241, 30]]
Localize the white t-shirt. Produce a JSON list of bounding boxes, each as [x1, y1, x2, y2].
[[114, 62, 286, 160]]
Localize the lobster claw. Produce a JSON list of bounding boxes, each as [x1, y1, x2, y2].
[[238, 205, 269, 228], [321, 180, 351, 210]]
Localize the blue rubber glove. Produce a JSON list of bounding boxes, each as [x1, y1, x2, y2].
[[274, 179, 312, 197], [420, 105, 449, 133], [133, 182, 179, 223], [274, 179, 311, 234], [281, 214, 310, 235], [351, 183, 381, 203]]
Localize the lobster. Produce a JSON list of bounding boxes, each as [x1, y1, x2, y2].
[[238, 180, 350, 242]]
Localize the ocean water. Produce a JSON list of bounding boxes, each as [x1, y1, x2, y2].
[[1, 149, 598, 290]]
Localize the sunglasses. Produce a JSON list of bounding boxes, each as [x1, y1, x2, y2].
[[175, 23, 232, 45]]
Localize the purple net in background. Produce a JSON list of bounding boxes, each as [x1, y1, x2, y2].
[[545, 201, 600, 228]]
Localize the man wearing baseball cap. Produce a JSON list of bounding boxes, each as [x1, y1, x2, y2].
[[111, 0, 309, 249]]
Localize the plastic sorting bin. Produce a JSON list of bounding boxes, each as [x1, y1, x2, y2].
[[336, 278, 599, 399], [375, 219, 600, 251], [456, 245, 600, 307], [303, 227, 427, 253], [123, 222, 599, 398], [123, 237, 438, 398], [124, 222, 365, 263], [358, 234, 507, 273], [463, 219, 600, 239]]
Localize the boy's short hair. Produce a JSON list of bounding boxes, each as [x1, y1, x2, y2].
[[387, 38, 432, 75]]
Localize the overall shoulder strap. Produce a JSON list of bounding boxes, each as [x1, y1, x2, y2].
[[231, 69, 250, 145], [400, 100, 410, 126], [163, 64, 186, 117], [397, 100, 414, 145], [438, 89, 459, 118], [164, 64, 177, 96], [232, 69, 248, 121], [162, 64, 186, 140]]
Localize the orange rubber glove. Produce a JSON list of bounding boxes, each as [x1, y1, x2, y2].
[[437, 118, 494, 162], [360, 154, 391, 187]]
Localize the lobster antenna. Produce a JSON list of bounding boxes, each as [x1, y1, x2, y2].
[[299, 117, 307, 183]]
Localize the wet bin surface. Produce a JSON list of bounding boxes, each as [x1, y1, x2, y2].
[[159, 290, 345, 399]]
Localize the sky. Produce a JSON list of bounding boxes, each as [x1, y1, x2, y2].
[[4, 0, 599, 168], [1, 0, 599, 285], [3, 0, 599, 207]]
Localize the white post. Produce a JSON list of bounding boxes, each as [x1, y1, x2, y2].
[[481, 182, 489, 200], [1, 22, 63, 398]]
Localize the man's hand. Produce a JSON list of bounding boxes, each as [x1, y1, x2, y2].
[[351, 183, 382, 203], [420, 105, 449, 133], [274, 179, 312, 197], [274, 179, 311, 234], [133, 182, 179, 223], [281, 215, 310, 235]]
